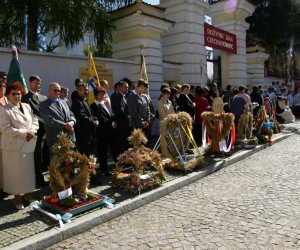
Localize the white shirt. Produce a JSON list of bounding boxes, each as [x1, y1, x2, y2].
[[293, 93, 300, 106], [287, 93, 294, 107], [269, 92, 277, 103], [95, 100, 110, 114]]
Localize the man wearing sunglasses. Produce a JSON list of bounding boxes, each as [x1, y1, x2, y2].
[[71, 83, 98, 156], [39, 82, 76, 153]]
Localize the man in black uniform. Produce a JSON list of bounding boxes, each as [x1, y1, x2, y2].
[[111, 81, 131, 156], [22, 75, 48, 185]]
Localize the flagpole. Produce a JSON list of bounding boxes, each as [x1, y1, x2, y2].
[[87, 45, 90, 74], [7, 45, 28, 93], [139, 44, 149, 95], [139, 44, 144, 59], [87, 46, 101, 104]]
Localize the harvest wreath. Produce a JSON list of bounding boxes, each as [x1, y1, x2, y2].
[[236, 112, 253, 141], [201, 111, 235, 153], [160, 112, 203, 171], [112, 129, 165, 194], [42, 133, 103, 213], [234, 111, 258, 149], [254, 106, 274, 144]]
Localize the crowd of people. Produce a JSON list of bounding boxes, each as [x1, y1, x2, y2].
[[0, 70, 298, 209], [156, 80, 298, 144], [0, 73, 157, 209]]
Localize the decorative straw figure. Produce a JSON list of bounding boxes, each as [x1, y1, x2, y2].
[[201, 112, 235, 153], [114, 129, 165, 193], [160, 112, 191, 163], [49, 132, 91, 195], [255, 106, 274, 143], [255, 106, 267, 133], [201, 97, 234, 153], [201, 97, 235, 154], [160, 112, 203, 171], [236, 103, 253, 140]]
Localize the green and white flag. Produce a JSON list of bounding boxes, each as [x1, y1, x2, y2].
[[7, 46, 28, 93]]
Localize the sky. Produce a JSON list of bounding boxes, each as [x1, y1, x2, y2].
[[143, 0, 160, 5]]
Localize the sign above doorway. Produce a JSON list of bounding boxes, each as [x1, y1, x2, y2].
[[204, 23, 237, 54]]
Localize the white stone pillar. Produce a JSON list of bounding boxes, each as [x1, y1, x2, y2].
[[160, 0, 209, 86], [208, 0, 255, 88], [247, 46, 269, 88], [111, 2, 174, 100]]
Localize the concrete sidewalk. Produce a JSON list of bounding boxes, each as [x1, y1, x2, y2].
[[1, 122, 299, 250]]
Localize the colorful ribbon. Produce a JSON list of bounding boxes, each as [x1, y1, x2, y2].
[[30, 201, 72, 228], [202, 122, 209, 150], [152, 135, 161, 151], [179, 122, 202, 158], [177, 122, 186, 162], [202, 121, 235, 153], [167, 129, 186, 166]]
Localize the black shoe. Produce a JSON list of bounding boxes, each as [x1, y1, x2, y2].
[[103, 172, 111, 177], [100, 169, 110, 176], [90, 176, 102, 186], [90, 179, 102, 186], [0, 191, 8, 199], [36, 179, 48, 186], [186, 149, 194, 155]]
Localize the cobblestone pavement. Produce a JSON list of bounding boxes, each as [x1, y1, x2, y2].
[[47, 134, 300, 250], [0, 132, 226, 248], [0, 141, 215, 248], [1, 122, 299, 249]]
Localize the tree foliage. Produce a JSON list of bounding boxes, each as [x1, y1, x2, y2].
[[246, 0, 299, 48], [246, 0, 300, 78], [0, 0, 134, 56]]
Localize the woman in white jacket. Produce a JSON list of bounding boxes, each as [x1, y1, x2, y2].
[[0, 84, 39, 209], [157, 87, 175, 121]]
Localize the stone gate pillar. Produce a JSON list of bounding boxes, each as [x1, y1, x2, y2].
[[208, 0, 255, 87], [247, 46, 269, 88], [160, 0, 209, 86], [111, 0, 174, 100]]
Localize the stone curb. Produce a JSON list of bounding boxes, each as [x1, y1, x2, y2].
[[4, 132, 293, 250]]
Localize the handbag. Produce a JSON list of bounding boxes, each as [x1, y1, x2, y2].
[[17, 136, 37, 153]]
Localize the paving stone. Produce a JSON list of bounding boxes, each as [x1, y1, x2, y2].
[[45, 131, 300, 249], [2, 122, 300, 249]]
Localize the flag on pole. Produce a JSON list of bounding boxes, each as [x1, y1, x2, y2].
[[140, 53, 148, 84], [87, 49, 100, 104], [7, 45, 28, 93]]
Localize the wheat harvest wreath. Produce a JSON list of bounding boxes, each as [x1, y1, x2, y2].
[[113, 129, 165, 194]]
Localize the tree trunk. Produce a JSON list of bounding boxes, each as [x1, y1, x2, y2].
[[27, 0, 39, 51]]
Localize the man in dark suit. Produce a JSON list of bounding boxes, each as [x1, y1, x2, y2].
[[177, 83, 196, 154], [127, 79, 151, 129], [91, 88, 117, 175], [126, 78, 135, 97], [110, 81, 120, 108], [178, 83, 196, 119], [22, 75, 48, 185], [71, 83, 98, 156], [39, 82, 76, 154], [111, 81, 131, 156]]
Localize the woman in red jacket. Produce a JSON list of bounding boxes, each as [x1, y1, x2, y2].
[[194, 87, 210, 146]]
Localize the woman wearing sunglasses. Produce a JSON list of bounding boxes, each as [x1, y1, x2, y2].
[[0, 83, 39, 209]]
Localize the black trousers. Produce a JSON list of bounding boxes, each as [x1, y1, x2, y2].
[[76, 135, 94, 157], [97, 133, 117, 173], [34, 136, 49, 183], [193, 123, 202, 146], [116, 127, 131, 157]]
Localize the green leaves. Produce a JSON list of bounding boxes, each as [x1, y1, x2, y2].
[[0, 0, 134, 55], [246, 0, 299, 49]]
